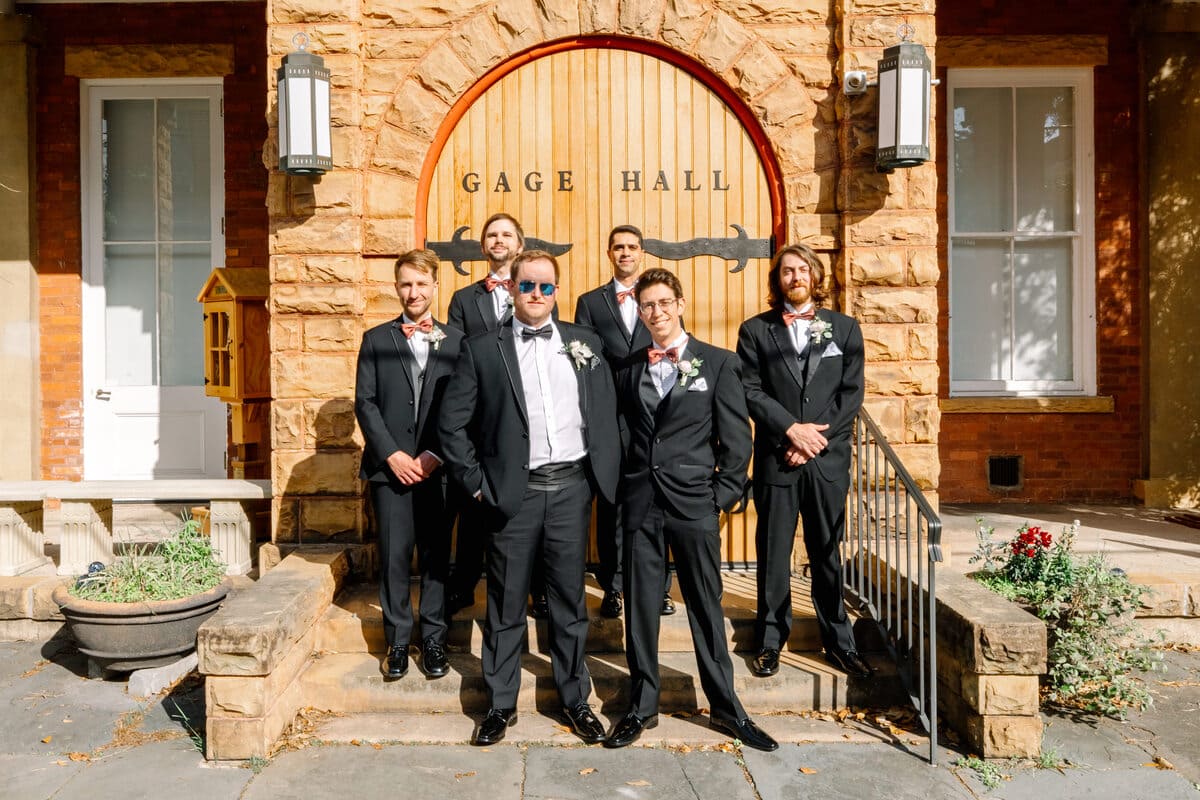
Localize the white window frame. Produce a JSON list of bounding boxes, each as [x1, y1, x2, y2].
[[947, 67, 1096, 397]]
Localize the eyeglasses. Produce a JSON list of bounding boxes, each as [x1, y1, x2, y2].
[[517, 280, 557, 297], [638, 298, 679, 314]]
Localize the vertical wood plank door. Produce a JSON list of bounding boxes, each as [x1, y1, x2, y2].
[[424, 46, 777, 567]]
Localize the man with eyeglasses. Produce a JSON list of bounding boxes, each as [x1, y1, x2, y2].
[[604, 268, 778, 753], [439, 250, 620, 747], [574, 225, 674, 620], [736, 243, 871, 681]]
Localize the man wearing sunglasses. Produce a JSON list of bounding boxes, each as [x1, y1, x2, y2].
[[574, 225, 675, 620], [604, 268, 778, 753], [439, 250, 620, 747]]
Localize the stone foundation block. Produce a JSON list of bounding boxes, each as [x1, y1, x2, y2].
[[966, 714, 1043, 759], [206, 625, 317, 717], [961, 673, 1040, 716]]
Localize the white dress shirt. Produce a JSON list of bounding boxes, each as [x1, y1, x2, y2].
[[649, 331, 690, 398], [513, 320, 586, 468], [611, 277, 638, 336], [401, 314, 430, 372], [784, 302, 815, 355], [490, 272, 512, 321]]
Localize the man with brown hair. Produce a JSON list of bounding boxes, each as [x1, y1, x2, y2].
[[736, 243, 871, 680], [604, 268, 777, 753], [355, 249, 464, 681]]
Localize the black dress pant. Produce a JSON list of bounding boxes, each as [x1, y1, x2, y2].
[[483, 475, 593, 709], [372, 476, 452, 648], [753, 466, 856, 654], [624, 502, 745, 724]]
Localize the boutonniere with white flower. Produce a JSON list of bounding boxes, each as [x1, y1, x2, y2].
[[677, 356, 703, 387], [562, 340, 601, 371], [426, 326, 447, 351], [809, 319, 833, 346]]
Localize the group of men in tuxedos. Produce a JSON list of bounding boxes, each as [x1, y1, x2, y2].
[[354, 216, 869, 752]]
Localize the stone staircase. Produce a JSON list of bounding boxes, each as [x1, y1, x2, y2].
[[296, 572, 906, 717]]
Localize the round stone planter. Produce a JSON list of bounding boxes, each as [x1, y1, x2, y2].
[[53, 583, 228, 672]]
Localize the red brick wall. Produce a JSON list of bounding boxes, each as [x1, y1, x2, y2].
[[29, 2, 269, 478], [936, 1, 1142, 502]]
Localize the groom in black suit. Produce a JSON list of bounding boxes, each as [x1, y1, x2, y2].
[[604, 268, 777, 753], [355, 248, 464, 681], [736, 243, 871, 680], [439, 250, 620, 746]]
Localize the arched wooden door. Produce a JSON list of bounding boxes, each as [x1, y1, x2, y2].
[[421, 42, 780, 567]]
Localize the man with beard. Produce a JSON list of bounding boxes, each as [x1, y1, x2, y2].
[[574, 225, 675, 619], [355, 248, 464, 681], [439, 250, 619, 746], [736, 243, 871, 681]]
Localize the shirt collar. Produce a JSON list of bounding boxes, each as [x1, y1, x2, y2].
[[610, 276, 637, 296], [784, 302, 814, 317]]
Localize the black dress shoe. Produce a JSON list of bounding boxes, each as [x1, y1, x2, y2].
[[530, 595, 550, 620], [383, 644, 408, 681], [473, 708, 517, 745], [825, 648, 874, 679], [711, 716, 779, 752], [563, 703, 606, 744], [421, 636, 449, 678], [751, 647, 780, 677], [603, 712, 658, 748], [660, 594, 676, 616], [600, 590, 623, 619]]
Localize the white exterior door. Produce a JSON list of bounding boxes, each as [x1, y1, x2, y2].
[[81, 81, 226, 479]]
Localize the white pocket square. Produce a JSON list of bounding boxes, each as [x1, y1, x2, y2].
[[821, 342, 843, 358], [687, 377, 708, 392]]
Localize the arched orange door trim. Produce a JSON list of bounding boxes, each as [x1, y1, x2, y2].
[[414, 35, 785, 247]]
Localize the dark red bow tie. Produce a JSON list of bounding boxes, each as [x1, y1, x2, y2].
[[616, 289, 635, 304], [647, 347, 679, 365], [484, 276, 513, 293], [782, 308, 816, 326], [400, 318, 434, 338]]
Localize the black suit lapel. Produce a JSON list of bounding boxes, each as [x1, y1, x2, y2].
[[474, 283, 499, 330], [497, 326, 528, 427], [414, 323, 447, 435], [767, 313, 805, 389], [602, 285, 633, 345], [634, 356, 659, 418], [802, 310, 828, 385], [655, 343, 693, 424], [387, 320, 418, 395]]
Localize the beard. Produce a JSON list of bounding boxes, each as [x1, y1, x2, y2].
[[785, 285, 811, 305]]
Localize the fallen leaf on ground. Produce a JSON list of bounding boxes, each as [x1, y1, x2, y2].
[[454, 771, 477, 780], [1148, 756, 1174, 770], [553, 724, 572, 734], [799, 767, 818, 774], [370, 743, 383, 751], [627, 780, 651, 786], [350, 739, 361, 746], [836, 709, 850, 722], [67, 752, 90, 762], [41, 736, 52, 744], [579, 767, 596, 775]]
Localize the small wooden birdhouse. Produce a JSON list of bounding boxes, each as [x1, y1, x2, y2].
[[196, 268, 270, 402]]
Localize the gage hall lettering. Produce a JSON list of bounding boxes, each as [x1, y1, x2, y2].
[[460, 169, 733, 193]]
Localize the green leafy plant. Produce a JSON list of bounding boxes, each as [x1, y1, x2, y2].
[[954, 755, 1006, 789], [70, 516, 226, 603], [971, 518, 1161, 719]]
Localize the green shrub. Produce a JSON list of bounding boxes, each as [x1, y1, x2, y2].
[[70, 516, 226, 603], [970, 519, 1160, 719]]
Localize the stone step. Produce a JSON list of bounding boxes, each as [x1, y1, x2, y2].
[[296, 649, 905, 717], [318, 573, 884, 657]]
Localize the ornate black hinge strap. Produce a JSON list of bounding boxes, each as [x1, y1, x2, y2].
[[427, 226, 574, 275], [642, 225, 772, 273]]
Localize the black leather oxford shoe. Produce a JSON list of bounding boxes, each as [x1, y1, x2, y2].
[[825, 648, 874, 679], [563, 703, 606, 744], [660, 594, 676, 616], [383, 644, 409, 681], [711, 716, 779, 752], [600, 590, 623, 619], [603, 712, 659, 748], [421, 636, 449, 678], [473, 708, 517, 745], [530, 595, 550, 620], [751, 647, 780, 677]]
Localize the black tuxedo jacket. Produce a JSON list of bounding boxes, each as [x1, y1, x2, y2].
[[736, 307, 864, 488], [447, 278, 558, 337], [437, 320, 620, 520], [354, 317, 465, 483], [615, 337, 751, 532], [573, 284, 652, 371]]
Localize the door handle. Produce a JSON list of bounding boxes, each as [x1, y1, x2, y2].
[[95, 388, 112, 400]]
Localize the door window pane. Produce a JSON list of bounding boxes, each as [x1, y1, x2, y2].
[[953, 87, 1012, 232], [102, 100, 155, 242], [160, 243, 210, 386], [950, 238, 1009, 381], [1016, 87, 1075, 232], [1013, 238, 1073, 380], [157, 99, 212, 242], [105, 243, 157, 386]]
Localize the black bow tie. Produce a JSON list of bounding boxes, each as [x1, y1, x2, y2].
[[520, 326, 552, 340]]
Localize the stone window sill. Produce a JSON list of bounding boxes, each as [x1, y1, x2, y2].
[[940, 396, 1115, 414]]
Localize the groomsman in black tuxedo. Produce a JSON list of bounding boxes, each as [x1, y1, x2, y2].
[[444, 213, 548, 619], [574, 224, 674, 619], [736, 243, 871, 680], [439, 250, 620, 746], [355, 249, 464, 681], [604, 268, 778, 753]]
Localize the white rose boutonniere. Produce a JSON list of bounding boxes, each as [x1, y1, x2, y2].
[[562, 340, 601, 371], [677, 356, 703, 387], [809, 319, 833, 346], [426, 326, 448, 351]]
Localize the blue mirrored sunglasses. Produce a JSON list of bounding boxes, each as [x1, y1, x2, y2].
[[517, 280, 557, 297]]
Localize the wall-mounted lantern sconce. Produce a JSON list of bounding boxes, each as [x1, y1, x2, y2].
[[277, 33, 332, 175], [843, 25, 938, 173]]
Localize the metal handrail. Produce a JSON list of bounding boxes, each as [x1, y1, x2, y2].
[[845, 408, 943, 765]]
